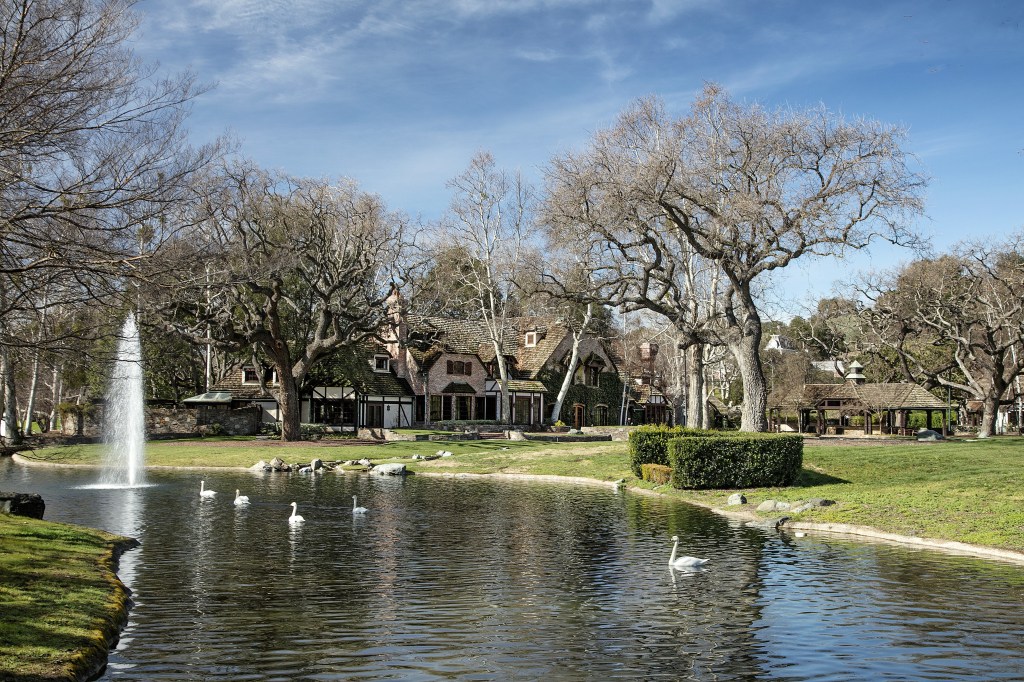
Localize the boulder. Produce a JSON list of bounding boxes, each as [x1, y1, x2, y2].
[[727, 493, 747, 506], [756, 500, 790, 512], [269, 457, 287, 471], [0, 492, 45, 519], [251, 460, 268, 471], [917, 429, 944, 441], [371, 462, 409, 476], [310, 458, 324, 471], [508, 430, 527, 441]]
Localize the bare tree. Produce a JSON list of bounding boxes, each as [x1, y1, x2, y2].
[[152, 162, 409, 441], [856, 233, 1024, 437], [439, 151, 536, 424], [543, 84, 925, 431], [0, 0, 224, 442]]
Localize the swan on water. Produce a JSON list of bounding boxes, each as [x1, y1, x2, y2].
[[352, 495, 368, 514], [288, 501, 305, 524], [234, 489, 250, 506], [199, 480, 217, 498], [669, 535, 708, 569]]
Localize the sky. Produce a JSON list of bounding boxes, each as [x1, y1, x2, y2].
[[132, 0, 1024, 319]]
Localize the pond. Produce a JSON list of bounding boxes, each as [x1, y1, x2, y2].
[[4, 458, 1024, 681]]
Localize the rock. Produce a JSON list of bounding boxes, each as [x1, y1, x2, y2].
[[269, 457, 286, 471], [917, 429, 944, 441], [727, 493, 747, 506], [0, 492, 45, 519], [756, 500, 778, 512], [371, 462, 408, 476], [508, 430, 527, 441], [412, 454, 423, 460], [251, 460, 268, 471], [746, 516, 790, 530], [567, 428, 583, 435], [357, 458, 372, 467], [310, 458, 324, 471]]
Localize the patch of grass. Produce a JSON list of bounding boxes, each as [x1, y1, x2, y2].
[[0, 514, 133, 681]]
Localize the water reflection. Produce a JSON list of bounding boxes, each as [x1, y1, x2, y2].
[[3, 460, 1024, 681]]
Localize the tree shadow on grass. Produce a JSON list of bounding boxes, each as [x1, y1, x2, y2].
[[794, 467, 850, 488]]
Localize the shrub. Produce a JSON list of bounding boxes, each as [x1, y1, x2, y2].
[[641, 463, 672, 485], [627, 425, 710, 477], [667, 434, 803, 489], [299, 423, 328, 440]]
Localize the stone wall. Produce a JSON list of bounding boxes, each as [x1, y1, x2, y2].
[[58, 404, 261, 438]]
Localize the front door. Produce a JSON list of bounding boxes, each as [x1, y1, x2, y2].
[[366, 404, 384, 428], [573, 404, 585, 430]]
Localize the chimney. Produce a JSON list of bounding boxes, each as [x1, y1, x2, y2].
[[639, 342, 659, 362]]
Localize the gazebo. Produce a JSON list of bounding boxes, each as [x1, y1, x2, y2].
[[769, 361, 952, 436]]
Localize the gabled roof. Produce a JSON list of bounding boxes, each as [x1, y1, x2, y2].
[[208, 372, 278, 401], [775, 382, 947, 410], [307, 345, 414, 397], [403, 314, 571, 380]]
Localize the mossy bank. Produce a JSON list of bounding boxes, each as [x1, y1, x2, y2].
[[0, 513, 138, 682]]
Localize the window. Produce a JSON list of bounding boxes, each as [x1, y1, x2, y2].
[[524, 331, 537, 347], [586, 365, 601, 387], [446, 360, 472, 375], [243, 367, 259, 384], [374, 355, 389, 372]]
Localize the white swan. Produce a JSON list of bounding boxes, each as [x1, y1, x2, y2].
[[233, 489, 250, 506], [199, 480, 217, 498], [288, 501, 305, 524], [669, 535, 709, 569], [352, 495, 368, 514]]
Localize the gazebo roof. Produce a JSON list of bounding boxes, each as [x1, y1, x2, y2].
[[774, 382, 947, 410]]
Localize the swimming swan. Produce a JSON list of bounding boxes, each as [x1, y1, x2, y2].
[[233, 489, 250, 506], [199, 480, 217, 498], [288, 501, 305, 524], [669, 535, 709, 569], [352, 495, 368, 514]]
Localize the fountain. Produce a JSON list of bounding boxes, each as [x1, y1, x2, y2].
[[99, 313, 146, 488]]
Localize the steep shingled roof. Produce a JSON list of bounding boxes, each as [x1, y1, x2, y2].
[[403, 314, 569, 380], [775, 382, 947, 410]]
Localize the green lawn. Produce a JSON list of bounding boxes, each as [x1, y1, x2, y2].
[[21, 435, 1024, 551], [0, 514, 134, 681]]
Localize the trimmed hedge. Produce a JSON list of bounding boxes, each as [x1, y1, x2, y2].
[[667, 434, 803, 489], [641, 463, 672, 485], [627, 425, 715, 477]]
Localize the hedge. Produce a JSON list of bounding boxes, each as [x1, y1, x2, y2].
[[627, 425, 715, 477], [667, 434, 803, 489], [641, 463, 672, 485]]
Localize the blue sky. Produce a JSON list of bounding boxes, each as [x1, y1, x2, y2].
[[133, 0, 1023, 315]]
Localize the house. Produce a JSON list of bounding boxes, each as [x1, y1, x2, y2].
[[383, 299, 622, 427], [185, 291, 626, 432], [769, 361, 952, 435]]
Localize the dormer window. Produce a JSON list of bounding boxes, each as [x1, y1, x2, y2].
[[374, 355, 390, 372], [524, 331, 538, 347], [243, 367, 259, 384]]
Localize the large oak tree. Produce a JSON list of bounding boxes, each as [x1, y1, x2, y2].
[[543, 84, 925, 431]]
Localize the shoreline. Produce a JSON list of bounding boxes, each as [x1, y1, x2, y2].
[[12, 453, 1024, 567]]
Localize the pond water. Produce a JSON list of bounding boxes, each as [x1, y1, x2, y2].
[[4, 458, 1024, 681]]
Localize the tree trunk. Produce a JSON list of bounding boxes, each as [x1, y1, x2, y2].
[[1, 343, 20, 446], [551, 342, 581, 425], [277, 373, 302, 441], [730, 334, 768, 432], [977, 395, 1001, 438], [686, 344, 705, 429]]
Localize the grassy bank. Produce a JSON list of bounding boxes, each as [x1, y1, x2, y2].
[[21, 435, 1024, 552], [0, 514, 136, 681]]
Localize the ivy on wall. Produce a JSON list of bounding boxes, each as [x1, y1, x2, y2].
[[536, 367, 625, 425]]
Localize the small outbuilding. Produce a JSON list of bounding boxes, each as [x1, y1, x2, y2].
[[769, 361, 953, 436]]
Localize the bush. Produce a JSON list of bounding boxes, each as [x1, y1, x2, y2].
[[627, 425, 711, 477], [299, 423, 328, 440], [641, 463, 672, 485], [667, 434, 803, 489]]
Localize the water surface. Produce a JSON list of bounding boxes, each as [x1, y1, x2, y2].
[[3, 459, 1024, 680]]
